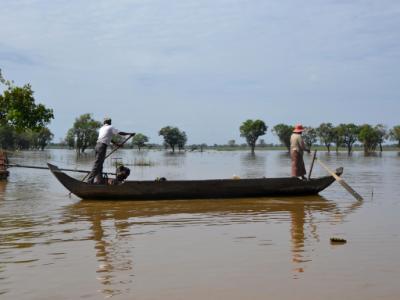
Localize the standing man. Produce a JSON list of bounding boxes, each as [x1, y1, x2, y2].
[[87, 117, 135, 184], [290, 124, 310, 180]]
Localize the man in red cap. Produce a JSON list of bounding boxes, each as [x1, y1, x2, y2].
[[290, 124, 310, 179]]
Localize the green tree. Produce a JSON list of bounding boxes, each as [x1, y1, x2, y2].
[[65, 128, 75, 149], [338, 123, 360, 155], [302, 127, 317, 149], [358, 124, 380, 154], [272, 124, 293, 152], [177, 131, 187, 151], [390, 125, 400, 147], [375, 124, 387, 152], [14, 131, 31, 150], [0, 70, 54, 132], [131, 133, 149, 151], [227, 139, 236, 147], [0, 70, 54, 151], [240, 119, 267, 153], [29, 130, 40, 149], [36, 127, 54, 150], [159, 126, 186, 152], [67, 114, 101, 153], [332, 126, 344, 152], [316, 123, 335, 152], [0, 125, 15, 149]]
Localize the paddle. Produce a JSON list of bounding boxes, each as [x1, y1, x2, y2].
[[316, 158, 363, 201], [80, 133, 135, 183]]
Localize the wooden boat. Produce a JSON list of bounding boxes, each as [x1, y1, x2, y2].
[[48, 163, 343, 200]]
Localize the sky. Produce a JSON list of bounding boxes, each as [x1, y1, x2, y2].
[[0, 0, 399, 144]]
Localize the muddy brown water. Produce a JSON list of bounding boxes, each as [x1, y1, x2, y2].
[[0, 149, 399, 299]]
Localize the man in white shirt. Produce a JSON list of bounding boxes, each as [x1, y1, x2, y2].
[[87, 118, 135, 184]]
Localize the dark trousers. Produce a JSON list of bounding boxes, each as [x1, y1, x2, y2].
[[87, 143, 107, 183]]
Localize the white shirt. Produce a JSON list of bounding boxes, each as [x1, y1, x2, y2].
[[97, 124, 119, 145]]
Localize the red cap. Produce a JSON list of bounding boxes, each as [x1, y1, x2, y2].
[[293, 124, 304, 133]]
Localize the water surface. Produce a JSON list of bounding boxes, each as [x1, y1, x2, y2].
[[0, 149, 399, 299]]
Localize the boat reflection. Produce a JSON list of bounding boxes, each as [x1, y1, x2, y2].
[[62, 196, 363, 296]]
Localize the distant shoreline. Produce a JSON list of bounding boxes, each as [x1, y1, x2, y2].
[[41, 144, 400, 152]]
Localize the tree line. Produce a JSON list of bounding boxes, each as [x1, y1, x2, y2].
[[238, 121, 400, 154], [65, 113, 187, 153], [1, 70, 399, 154], [272, 122, 400, 154], [65, 115, 400, 154]]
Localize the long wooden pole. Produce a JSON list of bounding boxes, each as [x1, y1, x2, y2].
[[7, 164, 116, 175], [307, 150, 317, 180], [316, 158, 363, 201], [8, 134, 134, 182], [103, 134, 135, 161]]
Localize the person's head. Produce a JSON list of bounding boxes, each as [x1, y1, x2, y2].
[[293, 124, 304, 134], [103, 117, 112, 125]]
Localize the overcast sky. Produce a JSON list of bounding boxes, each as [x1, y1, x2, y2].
[[1, 0, 399, 144]]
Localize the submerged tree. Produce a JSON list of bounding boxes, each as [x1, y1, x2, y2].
[[358, 124, 379, 154], [159, 126, 187, 152], [272, 124, 293, 152], [0, 125, 15, 149], [374, 124, 387, 152], [14, 131, 31, 150], [337, 123, 359, 155], [65, 128, 75, 149], [332, 126, 344, 153], [0, 126, 53, 150], [36, 127, 54, 150], [131, 133, 149, 151], [239, 119, 267, 153], [177, 131, 187, 152], [316, 123, 335, 152], [302, 127, 317, 149], [390, 125, 400, 147], [66, 114, 101, 153]]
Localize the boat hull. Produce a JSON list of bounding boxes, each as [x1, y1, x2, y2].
[[48, 163, 342, 200]]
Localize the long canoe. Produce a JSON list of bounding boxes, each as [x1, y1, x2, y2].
[[48, 163, 343, 200]]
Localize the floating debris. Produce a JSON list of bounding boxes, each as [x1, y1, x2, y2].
[[330, 237, 347, 244]]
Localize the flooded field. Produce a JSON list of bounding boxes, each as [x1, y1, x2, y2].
[[0, 149, 399, 299]]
